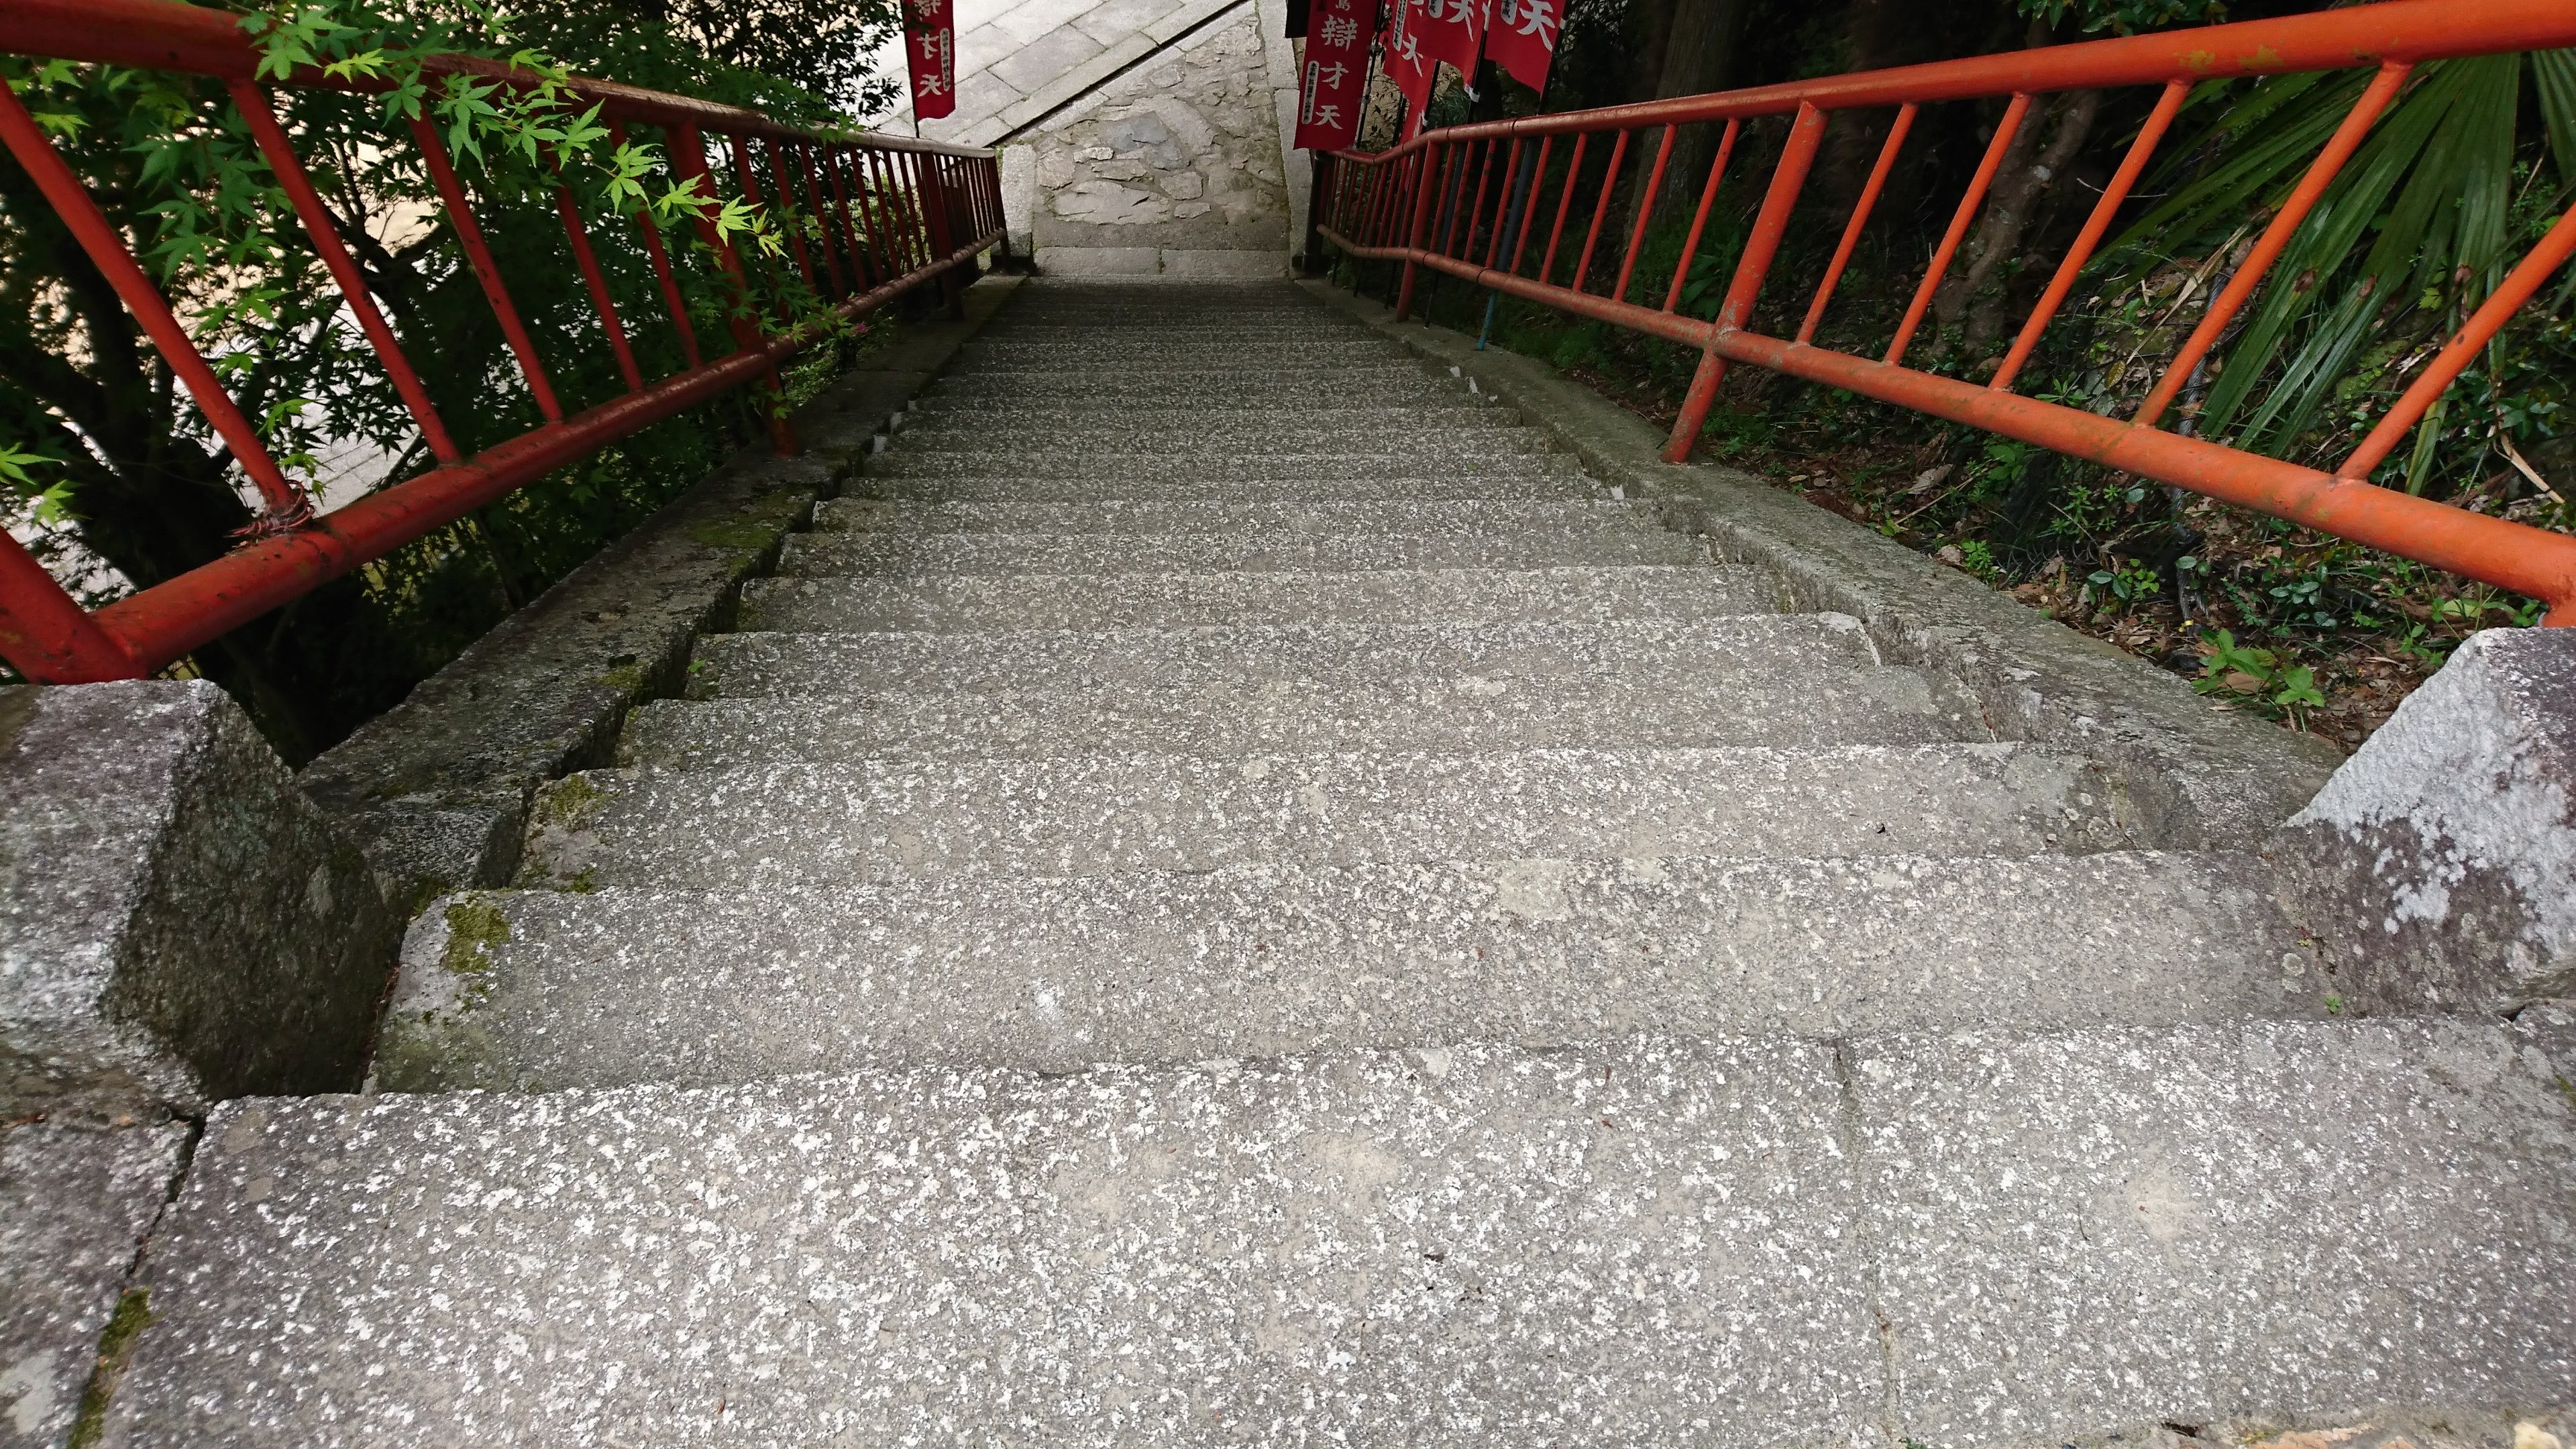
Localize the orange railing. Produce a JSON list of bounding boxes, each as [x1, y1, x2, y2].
[[1319, 0, 2576, 623], [0, 0, 1005, 684]]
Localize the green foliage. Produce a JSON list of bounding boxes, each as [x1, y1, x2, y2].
[[2015, 0, 2224, 36], [0, 0, 894, 753]]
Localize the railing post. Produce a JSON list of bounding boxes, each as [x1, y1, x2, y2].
[[1394, 145, 1440, 321], [1664, 103, 1827, 464], [1301, 155, 1331, 276], [918, 152, 967, 319]]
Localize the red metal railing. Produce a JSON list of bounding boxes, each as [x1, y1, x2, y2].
[[1319, 0, 2576, 625], [0, 0, 1006, 684]]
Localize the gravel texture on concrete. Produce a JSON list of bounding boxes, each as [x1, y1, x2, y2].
[[113, 1022, 2571, 1446], [0, 1120, 187, 1449], [856, 449, 1579, 483], [518, 744, 2133, 891], [376, 850, 2314, 1091], [736, 565, 1786, 633], [808, 496, 1668, 535], [618, 667, 1966, 767], [112, 1037, 1881, 1447], [0, 682, 392, 1120], [777, 525, 1705, 576], [1856, 1018, 2576, 1447]]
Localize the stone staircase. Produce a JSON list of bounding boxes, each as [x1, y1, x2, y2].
[[97, 282, 2574, 1445]]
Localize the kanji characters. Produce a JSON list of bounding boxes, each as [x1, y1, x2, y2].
[[1511, 0, 1557, 43], [1318, 14, 1359, 46]]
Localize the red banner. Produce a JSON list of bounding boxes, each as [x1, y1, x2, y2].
[[1418, 0, 1483, 85], [904, 0, 957, 121], [1293, 0, 1371, 152], [1483, 0, 1558, 95], [1381, 0, 1433, 138]]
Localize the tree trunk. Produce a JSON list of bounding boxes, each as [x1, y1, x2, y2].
[[1640, 0, 1753, 227], [1931, 18, 2102, 353]]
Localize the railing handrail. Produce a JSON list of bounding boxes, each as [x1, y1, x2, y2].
[[1318, 0, 2576, 625], [0, 0, 1007, 685], [0, 0, 999, 156], [1348, 0, 2576, 153]]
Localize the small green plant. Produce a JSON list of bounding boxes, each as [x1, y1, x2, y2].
[[2084, 559, 2163, 609], [2194, 628, 2326, 723]]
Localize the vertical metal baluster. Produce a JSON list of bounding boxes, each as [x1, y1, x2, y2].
[[1539, 132, 1589, 284], [2135, 61, 2411, 427], [409, 113, 563, 422], [229, 80, 460, 462], [1664, 102, 1827, 460], [1991, 81, 2186, 390], [608, 121, 701, 371], [1796, 104, 1914, 345], [0, 82, 305, 514], [1662, 118, 1739, 313], [1611, 124, 1677, 303], [1884, 93, 2031, 366], [1570, 129, 1630, 294]]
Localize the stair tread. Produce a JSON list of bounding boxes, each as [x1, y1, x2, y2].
[[776, 528, 1705, 576], [385, 848, 2318, 1092], [809, 497, 1668, 534], [688, 612, 1913, 698], [736, 564, 1782, 633], [524, 743, 2131, 892], [133, 1019, 2571, 1445]]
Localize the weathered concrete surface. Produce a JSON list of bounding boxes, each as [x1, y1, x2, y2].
[[113, 1038, 1882, 1447], [518, 745, 2133, 892], [737, 564, 1786, 632], [0, 1120, 187, 1449], [0, 682, 393, 1119], [809, 497, 1657, 533], [686, 612, 1929, 699], [1858, 1019, 2576, 1448], [2289, 627, 2576, 1009], [298, 278, 1020, 912], [376, 851, 2315, 1091], [621, 665, 1966, 766], [777, 523, 1704, 575], [111, 1024, 2571, 1446], [1301, 279, 2347, 851]]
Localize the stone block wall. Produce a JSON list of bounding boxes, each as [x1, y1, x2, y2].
[[1014, 2, 1291, 276]]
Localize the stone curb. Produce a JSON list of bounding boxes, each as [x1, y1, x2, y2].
[[1297, 278, 2346, 851], [298, 276, 1024, 915]]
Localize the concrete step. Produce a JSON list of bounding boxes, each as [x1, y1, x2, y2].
[[621, 663, 1970, 767], [953, 341, 1437, 365], [841, 474, 1599, 504], [886, 415, 1541, 451], [776, 527, 1705, 577], [734, 566, 1782, 633], [808, 497, 1665, 535], [908, 384, 1469, 415], [523, 744, 2131, 892], [857, 449, 1580, 483], [685, 612, 1920, 700], [384, 847, 2318, 1092], [121, 1021, 2576, 1444], [925, 366, 1438, 394]]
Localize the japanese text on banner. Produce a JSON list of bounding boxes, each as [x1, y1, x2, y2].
[[904, 0, 958, 121], [1293, 0, 1371, 150]]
